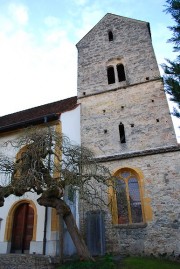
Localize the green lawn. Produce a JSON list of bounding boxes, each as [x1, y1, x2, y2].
[[56, 255, 115, 269], [122, 257, 180, 269], [55, 256, 180, 269]]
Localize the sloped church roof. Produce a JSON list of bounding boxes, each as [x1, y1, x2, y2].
[[0, 96, 78, 133]]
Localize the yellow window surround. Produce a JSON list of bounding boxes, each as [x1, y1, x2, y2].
[[109, 166, 153, 225]]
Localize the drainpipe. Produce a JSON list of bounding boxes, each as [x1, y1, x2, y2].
[[43, 206, 48, 255], [43, 116, 48, 255]]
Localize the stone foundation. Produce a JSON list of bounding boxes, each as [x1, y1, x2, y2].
[[0, 254, 58, 269]]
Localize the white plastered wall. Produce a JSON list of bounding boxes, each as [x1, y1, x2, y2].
[[61, 105, 80, 144], [0, 105, 81, 255]]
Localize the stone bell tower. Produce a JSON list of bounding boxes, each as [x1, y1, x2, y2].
[[76, 13, 180, 258], [76, 13, 177, 156]]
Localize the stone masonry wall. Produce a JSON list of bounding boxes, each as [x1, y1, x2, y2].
[[0, 254, 56, 269], [79, 150, 180, 258], [79, 79, 177, 156], [102, 151, 180, 258]]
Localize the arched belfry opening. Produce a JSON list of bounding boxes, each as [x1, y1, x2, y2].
[[117, 64, 126, 82], [106, 59, 126, 85], [107, 66, 115, 84]]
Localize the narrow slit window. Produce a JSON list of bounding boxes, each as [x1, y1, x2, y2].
[[119, 122, 126, 143], [107, 66, 115, 84], [117, 64, 126, 82], [108, 31, 113, 41]]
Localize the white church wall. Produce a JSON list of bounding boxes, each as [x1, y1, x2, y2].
[[60, 106, 81, 256], [0, 106, 80, 255], [61, 105, 80, 145]]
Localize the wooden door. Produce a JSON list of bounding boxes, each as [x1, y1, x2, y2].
[[11, 203, 34, 253]]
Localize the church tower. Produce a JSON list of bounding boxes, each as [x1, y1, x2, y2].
[[77, 14, 180, 257], [77, 13, 177, 155]]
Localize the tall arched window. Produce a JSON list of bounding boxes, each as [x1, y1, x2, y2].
[[107, 66, 115, 84], [110, 169, 143, 225], [117, 64, 126, 82]]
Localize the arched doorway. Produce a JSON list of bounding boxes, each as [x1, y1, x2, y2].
[[11, 203, 34, 253]]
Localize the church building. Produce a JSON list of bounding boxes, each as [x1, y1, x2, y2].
[[0, 13, 179, 258]]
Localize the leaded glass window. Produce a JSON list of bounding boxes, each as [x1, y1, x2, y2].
[[114, 170, 143, 224]]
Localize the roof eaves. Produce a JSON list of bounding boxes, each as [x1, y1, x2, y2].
[[0, 113, 60, 134]]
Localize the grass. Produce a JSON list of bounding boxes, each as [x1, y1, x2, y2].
[[56, 255, 115, 269], [122, 256, 180, 269], [55, 256, 180, 269]]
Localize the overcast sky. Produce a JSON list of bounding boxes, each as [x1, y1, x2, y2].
[[0, 0, 179, 140]]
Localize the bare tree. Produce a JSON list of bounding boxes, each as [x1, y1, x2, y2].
[[0, 126, 111, 260]]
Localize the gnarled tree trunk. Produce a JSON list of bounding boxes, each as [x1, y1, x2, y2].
[[37, 196, 92, 260]]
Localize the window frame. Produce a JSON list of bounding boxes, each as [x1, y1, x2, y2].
[[109, 168, 146, 226], [106, 59, 126, 85]]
